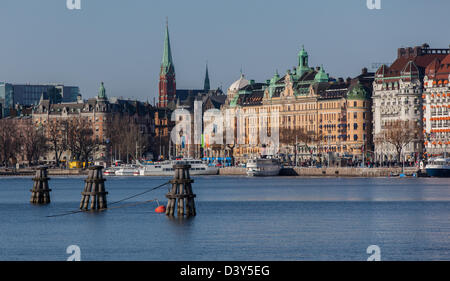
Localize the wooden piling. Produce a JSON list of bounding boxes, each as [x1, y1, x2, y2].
[[30, 166, 51, 204], [166, 164, 196, 217], [80, 166, 108, 211]]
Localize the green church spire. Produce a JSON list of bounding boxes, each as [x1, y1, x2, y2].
[[161, 18, 174, 75], [204, 63, 210, 91]]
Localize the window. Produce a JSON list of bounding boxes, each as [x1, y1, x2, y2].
[[354, 101, 357, 107], [354, 123, 358, 130], [354, 134, 358, 141], [353, 112, 357, 119]]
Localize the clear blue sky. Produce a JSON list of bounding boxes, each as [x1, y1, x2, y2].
[[0, 0, 448, 102]]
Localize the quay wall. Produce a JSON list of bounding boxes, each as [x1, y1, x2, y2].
[[218, 167, 247, 175], [0, 168, 88, 176], [219, 166, 420, 177]]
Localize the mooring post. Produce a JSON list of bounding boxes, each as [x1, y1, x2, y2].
[[30, 166, 51, 204], [80, 165, 108, 211], [166, 164, 196, 217]]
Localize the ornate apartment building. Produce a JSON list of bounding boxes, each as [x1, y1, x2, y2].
[[32, 83, 155, 163], [372, 44, 450, 162], [221, 47, 374, 164], [423, 53, 450, 156]]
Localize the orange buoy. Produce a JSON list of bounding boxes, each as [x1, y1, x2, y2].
[[155, 205, 166, 213]]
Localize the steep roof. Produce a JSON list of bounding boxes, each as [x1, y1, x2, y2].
[[375, 47, 448, 83], [236, 91, 264, 106]]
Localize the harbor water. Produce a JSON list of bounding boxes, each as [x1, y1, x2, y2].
[[0, 176, 449, 261]]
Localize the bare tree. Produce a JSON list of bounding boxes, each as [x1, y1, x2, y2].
[[22, 125, 47, 166], [107, 115, 151, 162], [280, 126, 317, 163], [45, 119, 69, 167], [0, 119, 21, 167], [68, 118, 98, 167], [377, 120, 421, 163]]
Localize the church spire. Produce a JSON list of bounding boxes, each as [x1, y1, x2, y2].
[[161, 17, 174, 75], [158, 18, 176, 108], [204, 62, 210, 91]]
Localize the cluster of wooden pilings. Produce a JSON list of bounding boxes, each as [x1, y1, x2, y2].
[[79, 166, 108, 211], [166, 164, 196, 217], [30, 166, 51, 204]]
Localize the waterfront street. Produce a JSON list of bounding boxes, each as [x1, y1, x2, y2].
[[0, 176, 449, 261]]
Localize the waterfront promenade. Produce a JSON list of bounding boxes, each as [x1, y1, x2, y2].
[[0, 166, 420, 177]]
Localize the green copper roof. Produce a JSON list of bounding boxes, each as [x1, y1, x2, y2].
[[270, 70, 280, 85], [347, 82, 368, 100], [98, 82, 106, 99], [204, 63, 210, 91], [314, 65, 329, 83], [298, 45, 308, 58], [297, 45, 311, 79], [161, 21, 174, 75]]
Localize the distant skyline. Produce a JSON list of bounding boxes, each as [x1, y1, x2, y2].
[[0, 0, 449, 102]]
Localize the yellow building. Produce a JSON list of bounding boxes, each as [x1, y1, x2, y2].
[[221, 47, 374, 165]]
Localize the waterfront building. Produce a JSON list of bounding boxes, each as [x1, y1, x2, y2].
[[32, 82, 155, 164], [221, 47, 374, 165], [372, 43, 450, 162], [423, 53, 450, 156]]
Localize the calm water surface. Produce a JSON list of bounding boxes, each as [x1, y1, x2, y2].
[[0, 176, 449, 261]]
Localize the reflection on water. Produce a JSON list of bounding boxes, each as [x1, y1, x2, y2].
[[0, 176, 449, 260]]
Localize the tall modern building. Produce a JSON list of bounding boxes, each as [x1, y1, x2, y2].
[[0, 83, 79, 117], [0, 82, 13, 117]]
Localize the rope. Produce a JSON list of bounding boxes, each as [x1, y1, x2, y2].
[[46, 181, 170, 218]]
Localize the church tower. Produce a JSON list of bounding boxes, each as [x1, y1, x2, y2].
[[158, 19, 176, 108]]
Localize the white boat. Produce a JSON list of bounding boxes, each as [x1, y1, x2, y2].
[[425, 157, 450, 177], [138, 159, 218, 176], [246, 158, 281, 176], [115, 165, 139, 176], [103, 167, 117, 176]]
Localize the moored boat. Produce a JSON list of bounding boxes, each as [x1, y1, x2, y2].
[[114, 165, 139, 176], [425, 157, 450, 177], [138, 159, 218, 176], [246, 157, 281, 176]]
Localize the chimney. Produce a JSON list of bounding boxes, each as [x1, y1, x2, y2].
[[413, 46, 422, 56], [397, 47, 406, 58]]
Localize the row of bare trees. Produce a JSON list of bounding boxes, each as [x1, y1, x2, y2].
[[107, 115, 151, 163], [0, 119, 47, 167], [0, 118, 102, 168], [279, 120, 421, 164]]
